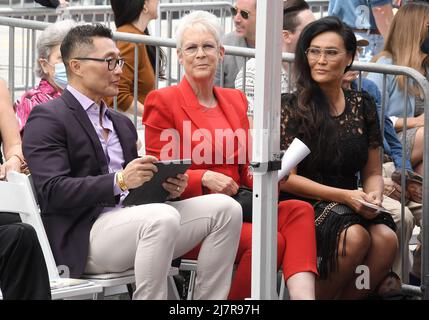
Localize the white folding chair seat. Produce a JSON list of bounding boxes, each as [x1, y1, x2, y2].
[[81, 269, 136, 299], [81, 266, 180, 299]]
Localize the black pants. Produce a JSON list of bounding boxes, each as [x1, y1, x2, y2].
[[0, 213, 51, 300]]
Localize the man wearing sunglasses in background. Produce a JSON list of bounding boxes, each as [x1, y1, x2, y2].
[[235, 0, 316, 126], [215, 0, 257, 88]]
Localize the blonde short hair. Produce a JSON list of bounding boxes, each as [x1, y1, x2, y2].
[[175, 10, 223, 49]]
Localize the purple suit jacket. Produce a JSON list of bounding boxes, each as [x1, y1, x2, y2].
[[23, 89, 137, 277]]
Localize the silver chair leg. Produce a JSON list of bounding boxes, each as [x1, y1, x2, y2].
[[94, 289, 105, 300], [278, 271, 289, 300], [167, 275, 181, 300], [186, 270, 197, 300]]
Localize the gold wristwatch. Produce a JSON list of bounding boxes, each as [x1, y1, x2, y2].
[[116, 171, 128, 191]]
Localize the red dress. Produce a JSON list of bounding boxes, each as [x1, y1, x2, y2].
[[144, 77, 317, 299]]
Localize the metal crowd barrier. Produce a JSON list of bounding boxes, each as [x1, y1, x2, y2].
[[0, 0, 232, 7], [160, 0, 233, 3], [0, 5, 113, 23], [307, 0, 330, 18], [0, 0, 328, 96], [0, 5, 116, 95], [0, 2, 235, 99], [1, 15, 428, 300], [0, 0, 110, 7], [350, 61, 429, 294]]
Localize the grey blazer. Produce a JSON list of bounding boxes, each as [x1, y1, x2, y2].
[[215, 32, 253, 88]]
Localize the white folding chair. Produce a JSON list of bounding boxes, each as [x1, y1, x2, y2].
[[1, 171, 180, 300], [0, 171, 103, 300]]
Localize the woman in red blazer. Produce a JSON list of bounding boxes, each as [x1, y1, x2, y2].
[[144, 10, 317, 299]]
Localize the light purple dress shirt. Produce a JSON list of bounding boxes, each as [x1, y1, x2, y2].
[[67, 85, 127, 214]]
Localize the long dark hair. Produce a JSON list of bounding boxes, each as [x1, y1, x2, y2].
[[110, 0, 166, 79], [293, 16, 356, 170]]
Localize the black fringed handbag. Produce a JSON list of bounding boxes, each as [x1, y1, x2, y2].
[[314, 201, 355, 227], [313, 200, 396, 279], [313, 201, 361, 279]]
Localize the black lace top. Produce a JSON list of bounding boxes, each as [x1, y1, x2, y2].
[[280, 89, 382, 190]]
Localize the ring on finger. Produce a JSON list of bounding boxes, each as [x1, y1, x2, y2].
[[176, 186, 180, 192]]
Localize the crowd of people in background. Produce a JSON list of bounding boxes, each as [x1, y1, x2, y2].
[[1, 0, 429, 300]]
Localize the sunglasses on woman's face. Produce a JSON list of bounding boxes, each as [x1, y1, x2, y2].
[[231, 6, 251, 20]]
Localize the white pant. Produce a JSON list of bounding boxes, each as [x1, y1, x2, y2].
[[84, 194, 242, 299]]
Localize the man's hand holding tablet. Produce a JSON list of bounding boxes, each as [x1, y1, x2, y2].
[[122, 159, 192, 206]]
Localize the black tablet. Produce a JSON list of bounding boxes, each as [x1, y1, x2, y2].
[[122, 159, 192, 206]]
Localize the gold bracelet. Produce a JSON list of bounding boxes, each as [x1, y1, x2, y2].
[[116, 171, 128, 191]]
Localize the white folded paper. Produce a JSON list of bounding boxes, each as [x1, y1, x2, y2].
[[278, 138, 311, 182]]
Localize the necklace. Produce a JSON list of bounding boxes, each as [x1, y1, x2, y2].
[[194, 86, 216, 108], [201, 102, 218, 114], [199, 95, 216, 108]]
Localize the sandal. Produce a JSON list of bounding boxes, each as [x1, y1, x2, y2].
[[391, 169, 408, 186], [384, 184, 405, 202], [391, 170, 422, 204], [374, 271, 419, 300]]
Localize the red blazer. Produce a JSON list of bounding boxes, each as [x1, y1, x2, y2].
[[143, 77, 252, 199]]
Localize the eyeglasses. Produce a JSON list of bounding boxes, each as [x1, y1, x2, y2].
[[305, 47, 347, 62], [181, 43, 218, 56], [231, 6, 251, 20], [72, 57, 125, 71]]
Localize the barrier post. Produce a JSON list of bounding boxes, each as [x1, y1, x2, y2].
[[251, 0, 283, 300]]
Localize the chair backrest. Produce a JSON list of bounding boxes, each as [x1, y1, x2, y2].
[[0, 171, 60, 280]]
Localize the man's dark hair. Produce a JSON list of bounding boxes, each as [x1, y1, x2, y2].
[[283, 0, 310, 32], [60, 23, 113, 69]]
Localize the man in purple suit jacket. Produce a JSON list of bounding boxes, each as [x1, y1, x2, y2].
[[22, 24, 242, 300]]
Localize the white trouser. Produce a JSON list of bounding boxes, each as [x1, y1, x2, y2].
[[85, 194, 242, 299]]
